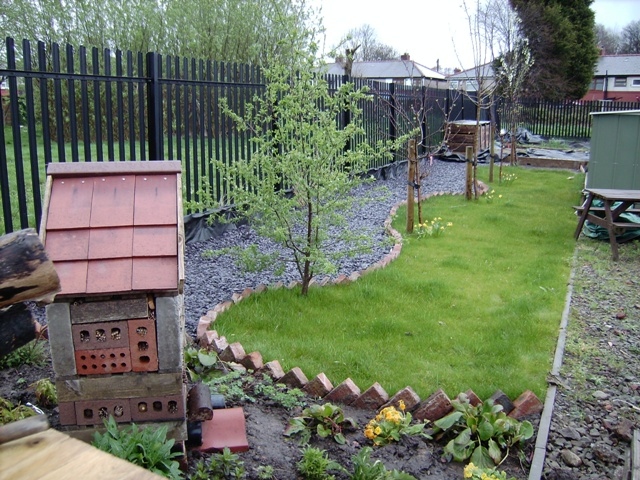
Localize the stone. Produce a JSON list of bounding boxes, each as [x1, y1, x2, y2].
[[219, 342, 246, 363], [280, 367, 308, 388], [509, 390, 543, 419], [263, 360, 285, 380], [348, 272, 360, 282], [351, 382, 389, 410], [593, 390, 609, 400], [383, 387, 421, 411], [324, 378, 361, 405], [303, 373, 334, 399], [561, 449, 582, 467], [156, 294, 184, 372], [613, 418, 634, 442], [489, 390, 514, 414], [413, 389, 452, 422], [231, 292, 243, 304], [46, 302, 77, 376], [592, 442, 620, 463], [559, 427, 582, 441], [239, 351, 263, 371]]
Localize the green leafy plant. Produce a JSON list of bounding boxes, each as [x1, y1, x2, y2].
[[0, 397, 36, 425], [92, 416, 183, 479], [208, 447, 246, 479], [184, 346, 219, 382], [253, 375, 307, 410], [29, 378, 57, 407], [0, 338, 48, 369], [285, 403, 357, 445], [255, 465, 275, 479], [463, 462, 516, 480], [296, 446, 344, 480], [483, 189, 503, 204], [433, 394, 534, 468], [350, 447, 417, 480], [204, 369, 255, 404], [414, 217, 452, 238], [364, 400, 430, 446]]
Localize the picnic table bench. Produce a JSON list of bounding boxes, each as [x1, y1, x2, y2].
[[574, 188, 640, 261]]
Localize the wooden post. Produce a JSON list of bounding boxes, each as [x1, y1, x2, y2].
[[489, 124, 495, 183], [465, 146, 474, 200], [406, 139, 416, 233]]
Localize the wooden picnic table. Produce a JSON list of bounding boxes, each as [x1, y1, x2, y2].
[[574, 188, 640, 260]]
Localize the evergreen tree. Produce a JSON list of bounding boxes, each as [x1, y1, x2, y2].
[[510, 0, 599, 100]]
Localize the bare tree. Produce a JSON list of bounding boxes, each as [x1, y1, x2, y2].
[[338, 24, 398, 61], [595, 24, 621, 54], [620, 20, 640, 54]]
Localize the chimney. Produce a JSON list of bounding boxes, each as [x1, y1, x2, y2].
[[400, 53, 410, 61], [453, 68, 462, 74]]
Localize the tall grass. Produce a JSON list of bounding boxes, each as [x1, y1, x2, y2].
[[212, 166, 585, 400]]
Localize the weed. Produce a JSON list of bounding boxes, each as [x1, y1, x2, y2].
[[92, 416, 183, 479], [197, 447, 246, 479], [0, 397, 36, 425], [350, 447, 417, 479], [29, 378, 57, 407], [255, 465, 275, 479], [433, 394, 533, 468], [253, 374, 307, 409], [0, 339, 48, 369], [184, 346, 219, 382], [296, 446, 344, 480], [285, 403, 357, 445], [205, 369, 255, 404]]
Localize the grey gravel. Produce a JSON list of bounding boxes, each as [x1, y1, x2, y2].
[[183, 159, 467, 335]]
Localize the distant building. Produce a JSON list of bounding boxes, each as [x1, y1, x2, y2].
[[324, 53, 447, 89], [582, 54, 640, 102], [446, 63, 495, 93]]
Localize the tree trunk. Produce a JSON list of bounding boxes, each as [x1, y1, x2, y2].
[[0, 303, 36, 358], [0, 228, 60, 308]]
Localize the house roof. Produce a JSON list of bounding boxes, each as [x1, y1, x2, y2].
[[325, 59, 445, 81], [595, 55, 640, 76], [447, 63, 495, 80], [42, 161, 183, 297]]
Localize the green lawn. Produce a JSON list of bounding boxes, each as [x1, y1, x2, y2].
[[211, 166, 584, 400]]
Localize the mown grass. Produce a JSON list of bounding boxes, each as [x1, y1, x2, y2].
[[212, 166, 585, 400]]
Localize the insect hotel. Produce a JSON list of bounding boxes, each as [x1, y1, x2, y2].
[[41, 161, 187, 443]]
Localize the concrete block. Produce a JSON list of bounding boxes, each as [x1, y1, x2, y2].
[[303, 373, 334, 399], [156, 294, 183, 372], [413, 389, 452, 422], [508, 390, 543, 419], [280, 367, 308, 388], [351, 382, 389, 410], [219, 342, 246, 363], [128, 318, 159, 372], [46, 302, 77, 376], [324, 378, 360, 405], [383, 386, 421, 411]]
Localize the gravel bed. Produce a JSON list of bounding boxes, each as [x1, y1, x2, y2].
[[183, 159, 466, 335]]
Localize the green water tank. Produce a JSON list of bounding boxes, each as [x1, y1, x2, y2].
[[587, 110, 640, 190]]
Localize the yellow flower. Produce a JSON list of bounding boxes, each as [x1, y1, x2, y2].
[[499, 194, 503, 198], [398, 400, 405, 411], [464, 463, 476, 478], [364, 427, 375, 439], [447, 222, 453, 227], [374, 426, 382, 435]]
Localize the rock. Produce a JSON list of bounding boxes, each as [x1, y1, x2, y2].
[[559, 426, 582, 441], [593, 390, 609, 400], [613, 418, 634, 442], [592, 443, 620, 463], [561, 449, 583, 467]]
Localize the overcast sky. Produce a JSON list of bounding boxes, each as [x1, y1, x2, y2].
[[312, 0, 640, 71]]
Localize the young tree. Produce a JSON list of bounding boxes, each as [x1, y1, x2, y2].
[[211, 38, 403, 295]]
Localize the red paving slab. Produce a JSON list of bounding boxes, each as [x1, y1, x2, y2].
[[132, 257, 178, 291], [46, 178, 94, 229], [86, 258, 133, 294], [90, 175, 136, 227], [198, 407, 249, 453], [88, 227, 134, 259], [133, 226, 177, 257], [134, 175, 178, 225], [45, 229, 90, 261]]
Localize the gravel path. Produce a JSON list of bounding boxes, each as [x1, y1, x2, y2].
[[183, 159, 467, 335]]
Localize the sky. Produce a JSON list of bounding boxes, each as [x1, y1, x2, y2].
[[311, 0, 640, 71]]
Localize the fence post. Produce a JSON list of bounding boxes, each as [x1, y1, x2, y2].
[[146, 52, 163, 160], [389, 83, 397, 160], [342, 75, 351, 153], [406, 139, 416, 233]]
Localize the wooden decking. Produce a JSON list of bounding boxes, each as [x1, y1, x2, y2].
[[0, 427, 163, 480]]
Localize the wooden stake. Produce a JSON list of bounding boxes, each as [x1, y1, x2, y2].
[[406, 139, 416, 233], [465, 146, 474, 201]]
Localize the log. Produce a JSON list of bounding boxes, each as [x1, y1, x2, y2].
[[187, 383, 213, 421], [0, 228, 60, 308], [0, 414, 49, 444], [0, 303, 37, 358]]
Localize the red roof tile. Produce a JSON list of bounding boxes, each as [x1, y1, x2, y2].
[[43, 161, 182, 297]]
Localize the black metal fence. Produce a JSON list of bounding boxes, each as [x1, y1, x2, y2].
[[1, 37, 462, 235]]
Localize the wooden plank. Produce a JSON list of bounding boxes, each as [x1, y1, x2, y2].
[[0, 415, 49, 444], [56, 372, 184, 402], [0, 429, 163, 480], [176, 173, 185, 294], [70, 297, 149, 324], [632, 429, 640, 480], [47, 160, 182, 177]]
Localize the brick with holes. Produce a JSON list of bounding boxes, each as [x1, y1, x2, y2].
[[71, 320, 129, 350], [75, 398, 132, 425], [130, 391, 186, 422], [75, 347, 132, 375], [128, 318, 158, 372]]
